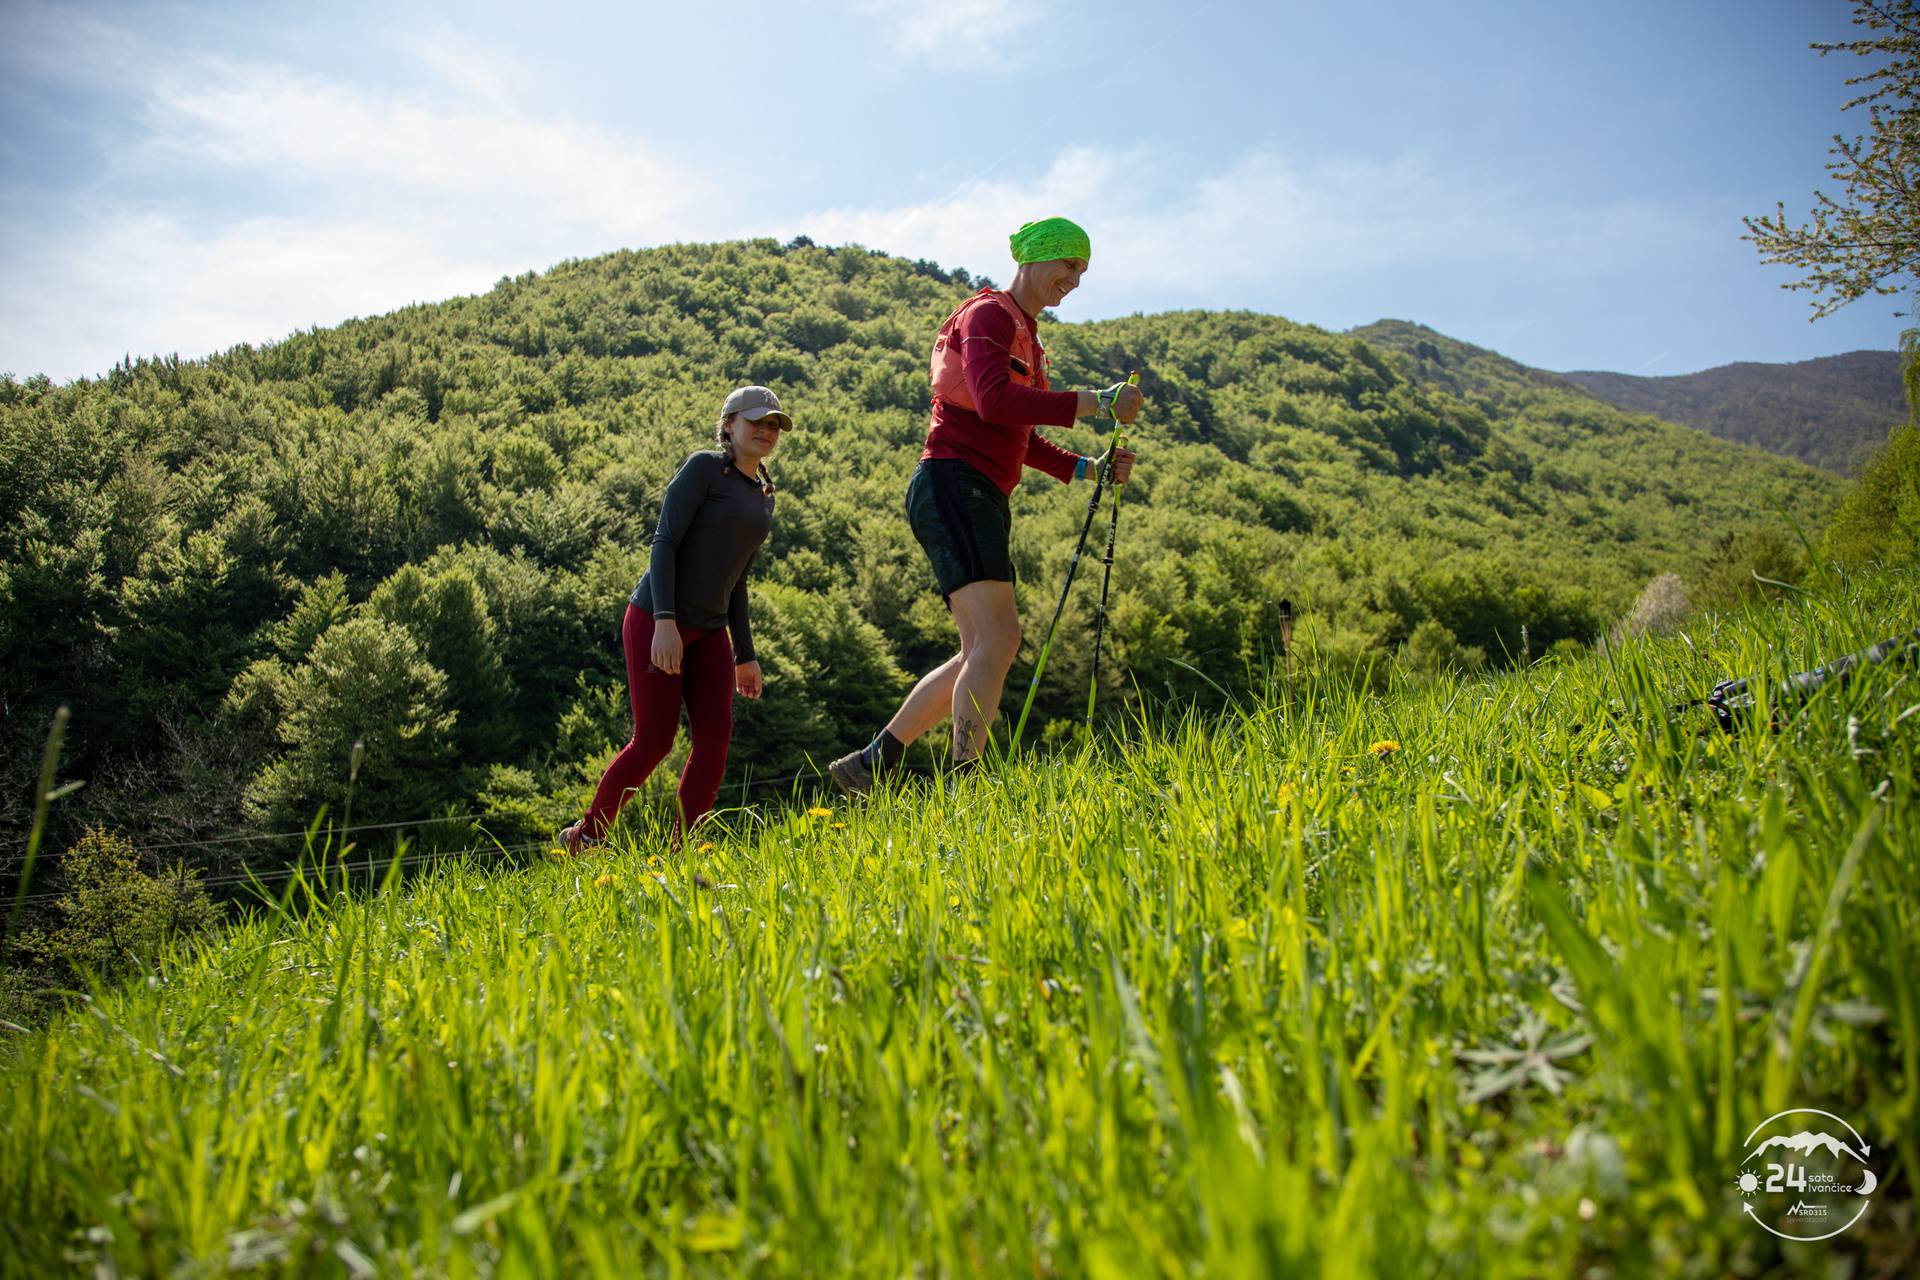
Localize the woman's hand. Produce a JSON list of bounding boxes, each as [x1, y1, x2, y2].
[[650, 618, 684, 674], [735, 660, 763, 699], [1106, 445, 1137, 484]]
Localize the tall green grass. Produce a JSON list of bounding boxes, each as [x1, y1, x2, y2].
[[3, 570, 1915, 1276]]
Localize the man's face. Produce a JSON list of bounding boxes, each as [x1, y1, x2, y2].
[[1039, 257, 1087, 306]]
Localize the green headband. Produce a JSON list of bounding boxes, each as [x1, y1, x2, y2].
[[1009, 217, 1090, 266]]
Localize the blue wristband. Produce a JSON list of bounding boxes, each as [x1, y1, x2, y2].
[[1075, 455, 1090, 481]]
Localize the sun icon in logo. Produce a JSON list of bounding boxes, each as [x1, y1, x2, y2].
[[1739, 1171, 1761, 1195]]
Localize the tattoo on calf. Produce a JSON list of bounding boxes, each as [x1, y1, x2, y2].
[[953, 713, 981, 760]]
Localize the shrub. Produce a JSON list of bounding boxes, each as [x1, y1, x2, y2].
[[1824, 424, 1920, 566], [1399, 619, 1485, 675], [1616, 573, 1692, 641], [16, 826, 216, 983], [474, 763, 570, 848], [1694, 526, 1807, 610]]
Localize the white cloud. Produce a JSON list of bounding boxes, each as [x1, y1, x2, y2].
[[416, 28, 530, 109], [2, 21, 712, 379], [861, 0, 1038, 59], [1, 210, 501, 376], [141, 61, 699, 238], [790, 146, 1714, 326]]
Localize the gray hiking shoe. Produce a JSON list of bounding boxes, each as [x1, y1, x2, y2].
[[827, 748, 875, 798], [554, 821, 604, 857]]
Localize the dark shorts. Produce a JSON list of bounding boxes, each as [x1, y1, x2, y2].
[[906, 458, 1014, 601]]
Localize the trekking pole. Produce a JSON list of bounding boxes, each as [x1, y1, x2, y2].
[[1086, 372, 1140, 728], [1008, 374, 1133, 754]]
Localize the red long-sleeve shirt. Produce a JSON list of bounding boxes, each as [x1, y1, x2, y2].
[[920, 295, 1081, 495]]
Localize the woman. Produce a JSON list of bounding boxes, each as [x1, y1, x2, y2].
[[558, 385, 787, 852]]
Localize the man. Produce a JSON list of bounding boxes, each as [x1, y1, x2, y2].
[[829, 216, 1144, 795]]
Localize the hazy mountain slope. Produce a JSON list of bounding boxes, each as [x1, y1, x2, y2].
[[1557, 349, 1906, 474]]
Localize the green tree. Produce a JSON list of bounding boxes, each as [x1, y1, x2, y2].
[[368, 563, 514, 756], [274, 571, 353, 662], [1745, 1, 1920, 320], [1824, 423, 1920, 561], [732, 584, 909, 773], [248, 617, 457, 825]]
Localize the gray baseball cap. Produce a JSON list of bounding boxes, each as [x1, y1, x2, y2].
[[722, 385, 792, 430]]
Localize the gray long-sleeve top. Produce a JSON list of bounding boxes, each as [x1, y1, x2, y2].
[[629, 450, 775, 662]]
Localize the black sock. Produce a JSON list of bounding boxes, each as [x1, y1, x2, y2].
[[864, 729, 907, 771]]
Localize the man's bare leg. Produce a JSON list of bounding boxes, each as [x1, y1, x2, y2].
[[885, 651, 963, 747], [829, 580, 1019, 793], [945, 580, 1021, 764]]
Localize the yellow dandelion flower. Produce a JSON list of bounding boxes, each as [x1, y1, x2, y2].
[[948, 894, 961, 908], [647, 854, 662, 867], [594, 873, 621, 888], [807, 806, 833, 818], [696, 841, 716, 854], [1368, 739, 1402, 757], [1227, 917, 1255, 942], [830, 822, 846, 830]]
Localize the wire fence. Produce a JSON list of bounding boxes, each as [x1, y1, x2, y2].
[[2, 635, 1285, 890], [0, 762, 833, 902]]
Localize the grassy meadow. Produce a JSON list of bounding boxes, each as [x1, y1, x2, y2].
[[2, 567, 1916, 1277]]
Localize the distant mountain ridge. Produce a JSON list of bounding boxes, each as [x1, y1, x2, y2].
[[1555, 350, 1907, 476]]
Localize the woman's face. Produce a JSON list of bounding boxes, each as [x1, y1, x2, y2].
[[736, 414, 783, 456]]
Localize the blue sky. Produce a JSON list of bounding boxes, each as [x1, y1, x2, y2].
[[0, 0, 1904, 382]]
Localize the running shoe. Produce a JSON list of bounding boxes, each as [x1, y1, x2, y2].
[[827, 748, 874, 798]]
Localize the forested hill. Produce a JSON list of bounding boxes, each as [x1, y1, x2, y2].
[[1557, 348, 1906, 475], [1, 239, 1840, 867]]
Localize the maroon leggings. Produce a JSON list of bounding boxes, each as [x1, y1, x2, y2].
[[583, 605, 735, 838]]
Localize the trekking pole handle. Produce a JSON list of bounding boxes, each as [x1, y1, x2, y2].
[[1102, 371, 1139, 474]]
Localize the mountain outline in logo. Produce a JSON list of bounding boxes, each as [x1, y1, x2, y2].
[[1743, 1130, 1869, 1167]]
